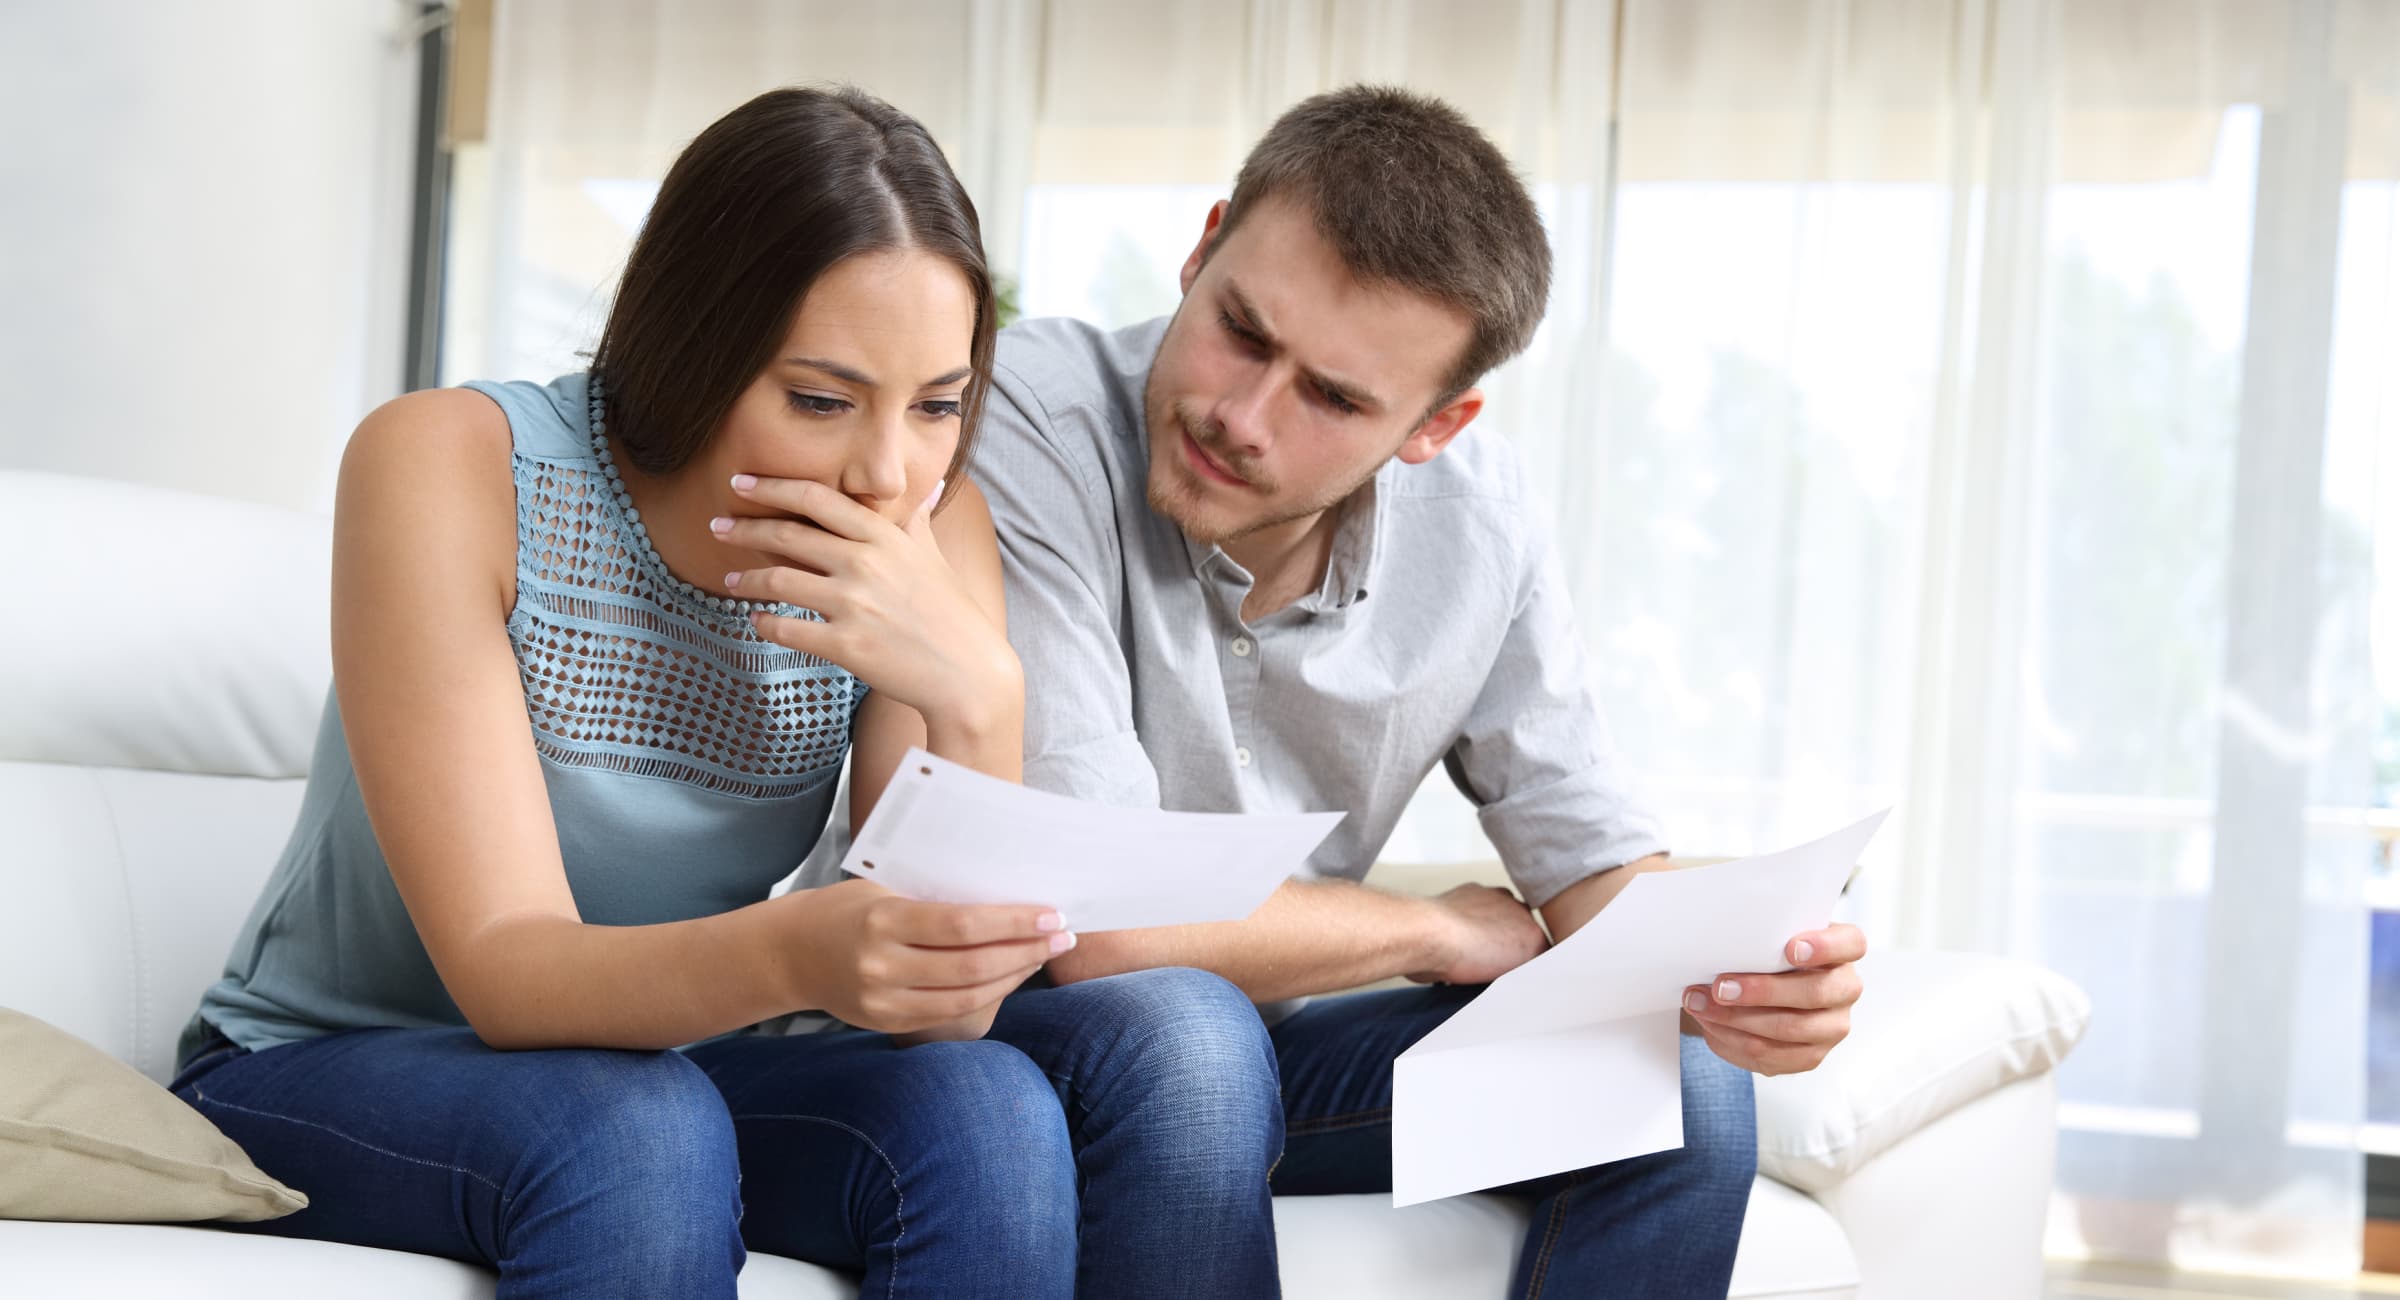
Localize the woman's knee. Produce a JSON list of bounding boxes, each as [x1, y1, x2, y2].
[[513, 1048, 743, 1239]]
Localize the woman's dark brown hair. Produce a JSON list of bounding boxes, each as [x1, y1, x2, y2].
[[593, 86, 995, 495]]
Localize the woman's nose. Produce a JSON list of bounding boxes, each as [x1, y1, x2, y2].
[[843, 417, 911, 509]]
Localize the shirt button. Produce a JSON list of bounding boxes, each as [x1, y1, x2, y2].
[[1235, 746, 1253, 768], [1231, 637, 1253, 658]]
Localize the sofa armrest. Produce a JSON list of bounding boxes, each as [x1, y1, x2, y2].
[[1814, 1071, 2058, 1299], [1753, 949, 2089, 1191]]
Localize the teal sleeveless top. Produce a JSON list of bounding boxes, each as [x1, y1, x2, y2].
[[189, 372, 862, 1057]]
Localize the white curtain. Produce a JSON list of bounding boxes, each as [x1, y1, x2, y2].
[[0, 0, 420, 514], [458, 0, 2399, 1276]]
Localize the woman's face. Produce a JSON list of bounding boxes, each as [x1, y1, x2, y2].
[[699, 247, 979, 524]]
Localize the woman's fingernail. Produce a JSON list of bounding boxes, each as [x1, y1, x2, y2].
[[723, 571, 742, 589], [1684, 990, 1707, 1014], [730, 474, 757, 491], [1792, 940, 1814, 964], [1049, 931, 1077, 954], [709, 516, 733, 534], [1036, 912, 1066, 933], [1716, 980, 1741, 1003]]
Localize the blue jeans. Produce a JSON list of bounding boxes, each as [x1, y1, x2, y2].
[[1271, 985, 1757, 1300], [986, 967, 1285, 1298], [170, 967, 1281, 1300]]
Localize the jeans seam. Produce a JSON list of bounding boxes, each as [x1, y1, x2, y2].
[[1523, 1171, 1584, 1300], [730, 1112, 905, 1300], [1036, 1070, 1106, 1258], [189, 1087, 505, 1195]]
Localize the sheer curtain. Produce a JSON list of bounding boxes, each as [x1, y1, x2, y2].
[[0, 0, 419, 514], [452, 0, 2398, 1275]]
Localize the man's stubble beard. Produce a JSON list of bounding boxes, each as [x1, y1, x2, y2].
[[1141, 373, 1380, 551]]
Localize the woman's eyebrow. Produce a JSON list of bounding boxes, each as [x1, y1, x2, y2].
[[781, 357, 973, 389], [783, 355, 877, 386]]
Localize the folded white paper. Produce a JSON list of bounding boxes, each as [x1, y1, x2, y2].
[[1391, 809, 1891, 1206], [836, 748, 1345, 933]]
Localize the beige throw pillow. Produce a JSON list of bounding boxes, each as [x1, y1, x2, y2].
[[0, 1008, 305, 1222]]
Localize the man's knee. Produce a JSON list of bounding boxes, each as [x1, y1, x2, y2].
[[1045, 968, 1283, 1163], [1080, 969, 1276, 1093], [871, 1038, 1079, 1200], [1678, 1033, 1760, 1193]]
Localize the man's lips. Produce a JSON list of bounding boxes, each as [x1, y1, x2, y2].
[[1181, 429, 1250, 487]]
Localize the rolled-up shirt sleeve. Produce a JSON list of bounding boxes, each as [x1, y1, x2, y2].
[[1443, 514, 1668, 908], [972, 358, 1164, 811]]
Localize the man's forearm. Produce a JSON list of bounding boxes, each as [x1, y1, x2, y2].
[[1535, 851, 1673, 941], [1044, 876, 1457, 1002], [1539, 852, 1703, 1034]]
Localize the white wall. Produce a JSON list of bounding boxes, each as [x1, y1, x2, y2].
[[0, 1, 420, 512]]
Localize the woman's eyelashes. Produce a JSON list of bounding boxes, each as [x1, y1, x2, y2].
[[784, 391, 965, 421], [786, 391, 850, 416]]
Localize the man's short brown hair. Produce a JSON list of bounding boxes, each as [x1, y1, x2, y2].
[[1218, 85, 1552, 405]]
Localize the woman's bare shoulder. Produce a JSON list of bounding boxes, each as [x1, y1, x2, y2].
[[334, 388, 519, 601], [342, 387, 512, 482], [929, 476, 996, 546]]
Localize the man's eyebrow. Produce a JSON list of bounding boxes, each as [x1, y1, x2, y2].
[[783, 357, 974, 390], [1224, 281, 1275, 340], [1223, 282, 1385, 415]]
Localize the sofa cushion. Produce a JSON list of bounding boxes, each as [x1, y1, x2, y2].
[[0, 470, 331, 778], [1752, 948, 2089, 1191], [0, 1219, 849, 1299], [1273, 1182, 1858, 1300], [0, 1181, 1853, 1300], [0, 1009, 304, 1224], [0, 762, 309, 1081]]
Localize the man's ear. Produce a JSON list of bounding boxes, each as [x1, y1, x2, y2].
[[1397, 387, 1483, 466], [1178, 200, 1233, 296]]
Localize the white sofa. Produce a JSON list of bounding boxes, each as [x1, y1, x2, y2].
[[0, 469, 2092, 1298]]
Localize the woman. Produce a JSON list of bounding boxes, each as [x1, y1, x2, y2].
[[172, 87, 1119, 1299]]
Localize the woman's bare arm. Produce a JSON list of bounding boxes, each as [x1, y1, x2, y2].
[[336, 396, 1050, 1050], [844, 479, 1040, 1043]]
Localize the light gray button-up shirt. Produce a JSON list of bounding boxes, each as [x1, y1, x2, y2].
[[972, 316, 1666, 910]]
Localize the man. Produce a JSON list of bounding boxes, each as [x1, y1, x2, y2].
[[973, 86, 1867, 1297]]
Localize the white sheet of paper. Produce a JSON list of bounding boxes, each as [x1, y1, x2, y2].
[[836, 748, 1345, 933], [1391, 808, 1890, 1207]]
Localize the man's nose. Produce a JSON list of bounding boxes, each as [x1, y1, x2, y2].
[[1212, 368, 1278, 458]]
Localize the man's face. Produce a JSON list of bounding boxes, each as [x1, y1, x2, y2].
[[1142, 197, 1478, 547]]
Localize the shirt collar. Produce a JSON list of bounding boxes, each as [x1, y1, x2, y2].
[[1311, 468, 1385, 612], [1178, 464, 1388, 616]]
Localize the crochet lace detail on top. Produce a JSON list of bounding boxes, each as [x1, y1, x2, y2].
[[507, 453, 859, 801]]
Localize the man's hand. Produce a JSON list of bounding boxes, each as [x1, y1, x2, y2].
[[1408, 884, 1550, 985], [1682, 923, 1866, 1076]]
